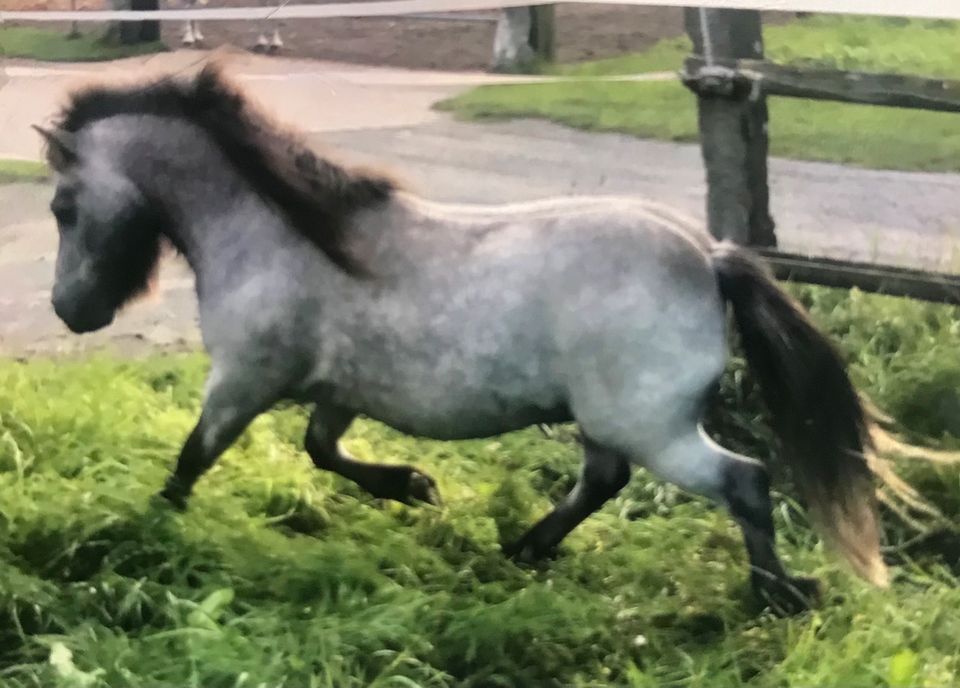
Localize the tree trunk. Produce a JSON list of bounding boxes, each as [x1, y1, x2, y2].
[[492, 7, 535, 73], [117, 0, 160, 44], [491, 6, 555, 73]]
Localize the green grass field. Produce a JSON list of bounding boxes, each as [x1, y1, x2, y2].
[[2, 284, 960, 687], [0, 159, 50, 185], [438, 17, 960, 173], [0, 26, 165, 62]]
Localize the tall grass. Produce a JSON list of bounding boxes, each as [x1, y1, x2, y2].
[[1, 285, 959, 687]]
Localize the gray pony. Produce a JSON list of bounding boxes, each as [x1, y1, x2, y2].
[[35, 65, 887, 615]]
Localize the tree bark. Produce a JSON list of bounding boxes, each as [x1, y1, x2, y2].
[[492, 6, 555, 73], [117, 0, 160, 45]]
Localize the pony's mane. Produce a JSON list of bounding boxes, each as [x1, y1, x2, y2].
[[49, 64, 398, 274]]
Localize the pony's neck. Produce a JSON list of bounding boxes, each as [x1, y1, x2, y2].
[[115, 116, 299, 281]]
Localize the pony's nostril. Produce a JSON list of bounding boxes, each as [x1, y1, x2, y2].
[[51, 292, 68, 320]]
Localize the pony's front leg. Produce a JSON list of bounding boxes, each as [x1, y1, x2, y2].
[[305, 405, 440, 505], [158, 369, 276, 509]]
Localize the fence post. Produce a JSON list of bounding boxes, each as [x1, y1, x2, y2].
[[683, 8, 776, 247], [492, 5, 555, 73], [117, 0, 160, 44]]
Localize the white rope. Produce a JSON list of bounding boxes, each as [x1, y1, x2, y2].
[[3, 0, 960, 23]]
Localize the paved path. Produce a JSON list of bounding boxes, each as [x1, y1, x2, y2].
[[2, 52, 959, 355]]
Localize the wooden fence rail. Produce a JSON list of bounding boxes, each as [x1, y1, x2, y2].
[[759, 251, 960, 305], [683, 57, 960, 114], [6, 0, 960, 22]]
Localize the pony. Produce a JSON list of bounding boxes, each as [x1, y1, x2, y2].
[[35, 65, 887, 614]]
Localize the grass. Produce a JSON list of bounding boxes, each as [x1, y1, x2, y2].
[[2, 284, 960, 687], [438, 16, 960, 173], [0, 159, 49, 184], [0, 25, 165, 62]]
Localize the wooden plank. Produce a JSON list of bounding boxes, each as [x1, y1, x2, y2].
[[684, 57, 960, 113], [7, 0, 960, 23], [403, 12, 498, 21], [758, 249, 960, 305]]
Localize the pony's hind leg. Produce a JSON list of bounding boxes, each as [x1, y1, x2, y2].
[[505, 436, 631, 561], [305, 405, 440, 505], [642, 428, 820, 615]]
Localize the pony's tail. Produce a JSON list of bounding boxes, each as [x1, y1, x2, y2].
[[712, 242, 888, 587]]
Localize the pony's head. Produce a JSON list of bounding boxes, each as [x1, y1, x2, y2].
[[35, 124, 163, 334], [36, 64, 398, 334]]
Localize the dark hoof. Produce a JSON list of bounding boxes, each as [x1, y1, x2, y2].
[[502, 535, 556, 566], [157, 482, 189, 512], [406, 470, 442, 506], [754, 574, 821, 616]]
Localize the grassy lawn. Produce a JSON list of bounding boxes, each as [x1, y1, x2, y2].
[[0, 25, 165, 62], [0, 159, 49, 184], [439, 17, 960, 173], [2, 285, 960, 687]]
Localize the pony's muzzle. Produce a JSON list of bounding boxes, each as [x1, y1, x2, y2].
[[52, 290, 115, 334]]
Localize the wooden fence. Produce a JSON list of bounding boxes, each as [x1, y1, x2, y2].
[[681, 8, 960, 304]]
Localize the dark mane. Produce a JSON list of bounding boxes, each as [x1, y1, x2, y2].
[[50, 64, 397, 275]]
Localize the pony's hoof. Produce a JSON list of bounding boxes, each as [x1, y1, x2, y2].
[[156, 484, 189, 512], [406, 470, 441, 506], [503, 541, 536, 565], [755, 575, 821, 616], [502, 536, 556, 565]]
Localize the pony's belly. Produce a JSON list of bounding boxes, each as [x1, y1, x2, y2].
[[362, 393, 572, 441]]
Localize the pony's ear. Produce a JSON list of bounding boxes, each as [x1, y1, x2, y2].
[[32, 125, 77, 170]]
